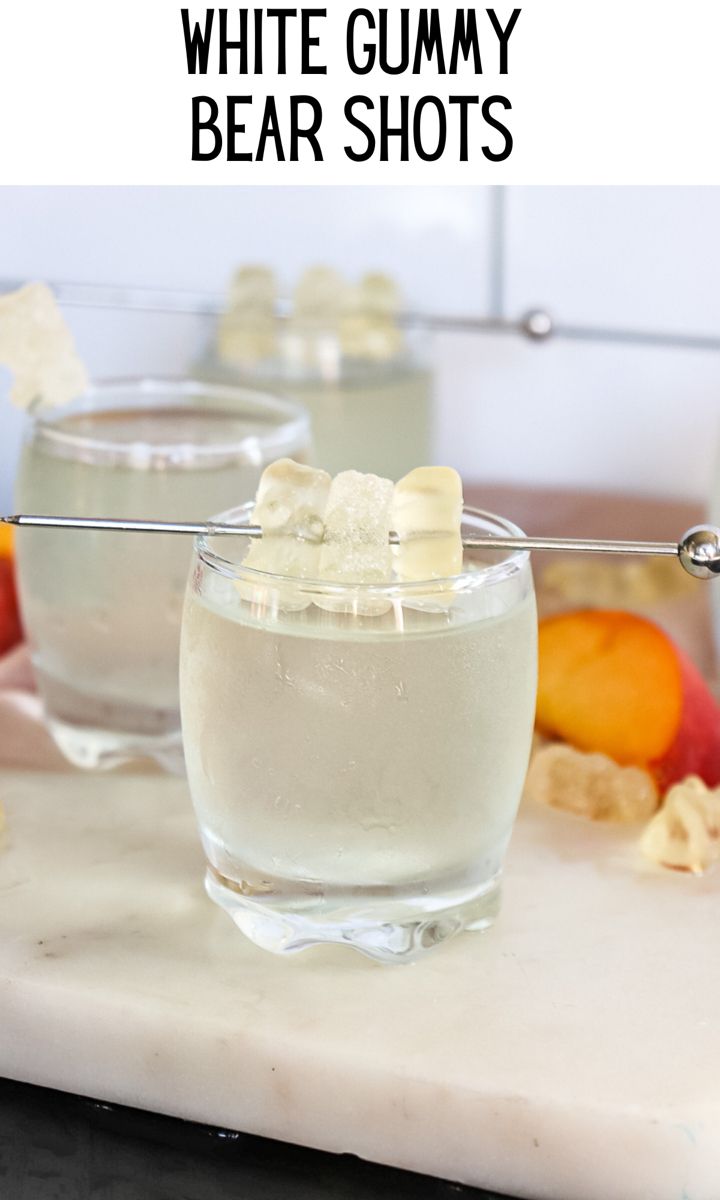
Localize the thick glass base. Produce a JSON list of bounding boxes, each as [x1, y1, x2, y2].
[[48, 715, 185, 775], [205, 863, 502, 964]]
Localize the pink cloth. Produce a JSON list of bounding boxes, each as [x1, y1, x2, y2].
[[0, 644, 72, 771]]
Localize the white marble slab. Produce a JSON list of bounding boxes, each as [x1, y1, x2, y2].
[[0, 767, 719, 1200]]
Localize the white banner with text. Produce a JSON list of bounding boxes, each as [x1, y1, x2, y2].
[[0, 0, 717, 184]]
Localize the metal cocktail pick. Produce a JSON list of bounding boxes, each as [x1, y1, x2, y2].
[[3, 514, 720, 579]]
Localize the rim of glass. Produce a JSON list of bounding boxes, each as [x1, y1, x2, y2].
[[27, 376, 310, 461], [196, 503, 530, 595]]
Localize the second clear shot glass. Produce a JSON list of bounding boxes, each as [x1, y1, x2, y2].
[[14, 378, 310, 772]]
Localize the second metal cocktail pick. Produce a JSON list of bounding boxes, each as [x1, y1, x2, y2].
[[2, 514, 720, 579]]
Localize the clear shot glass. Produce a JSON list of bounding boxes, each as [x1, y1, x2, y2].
[[13, 378, 310, 773], [180, 505, 538, 963]]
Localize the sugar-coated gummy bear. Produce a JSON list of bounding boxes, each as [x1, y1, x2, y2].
[[525, 742, 659, 823], [0, 282, 88, 409], [318, 470, 394, 585], [316, 469, 394, 614]]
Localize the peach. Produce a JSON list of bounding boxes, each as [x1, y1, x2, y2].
[[0, 525, 22, 657], [536, 609, 720, 792]]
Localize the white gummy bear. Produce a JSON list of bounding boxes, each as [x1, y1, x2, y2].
[[0, 282, 89, 409], [217, 266, 277, 365], [340, 271, 402, 361], [240, 458, 331, 609], [359, 271, 401, 318], [319, 470, 393, 583], [392, 466, 463, 583], [282, 267, 347, 376], [525, 742, 658, 823], [227, 265, 276, 311], [640, 775, 720, 874], [317, 469, 393, 614], [293, 266, 346, 322]]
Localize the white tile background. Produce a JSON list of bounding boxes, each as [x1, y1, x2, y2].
[[504, 188, 720, 337], [1, 186, 719, 510]]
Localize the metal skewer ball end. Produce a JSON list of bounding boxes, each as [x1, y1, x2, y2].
[[678, 525, 720, 579]]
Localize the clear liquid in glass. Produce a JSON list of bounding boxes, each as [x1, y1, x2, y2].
[[15, 396, 308, 771], [180, 525, 537, 961]]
